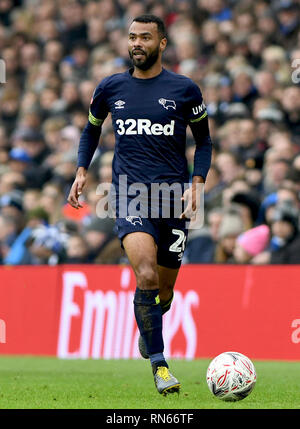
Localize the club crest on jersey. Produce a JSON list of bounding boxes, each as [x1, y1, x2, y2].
[[125, 215, 143, 226], [115, 100, 126, 109], [158, 98, 176, 110]]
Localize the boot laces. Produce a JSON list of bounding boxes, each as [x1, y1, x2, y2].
[[157, 366, 171, 381]]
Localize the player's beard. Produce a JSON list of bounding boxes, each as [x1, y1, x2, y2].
[[129, 45, 160, 71]]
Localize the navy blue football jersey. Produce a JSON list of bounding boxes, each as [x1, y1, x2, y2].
[[89, 67, 207, 191]]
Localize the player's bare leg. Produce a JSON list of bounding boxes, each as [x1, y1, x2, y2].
[[123, 232, 159, 291], [123, 232, 181, 395], [158, 265, 179, 311]]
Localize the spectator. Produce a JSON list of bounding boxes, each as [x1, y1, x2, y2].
[[26, 223, 68, 265], [12, 129, 53, 188], [184, 207, 223, 264], [0, 171, 25, 195], [233, 224, 270, 264], [275, 0, 299, 50], [231, 192, 261, 229], [4, 207, 49, 265], [214, 210, 245, 263], [44, 40, 65, 66], [269, 202, 300, 263], [22, 189, 41, 211], [0, 213, 19, 264], [255, 69, 278, 98], [263, 157, 291, 194], [253, 201, 300, 264], [215, 151, 244, 185], [280, 86, 300, 141], [203, 164, 225, 213], [0, 190, 24, 225], [84, 217, 116, 263], [39, 182, 65, 224], [65, 234, 89, 264], [8, 147, 32, 175]]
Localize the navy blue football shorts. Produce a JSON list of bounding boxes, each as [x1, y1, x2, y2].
[[116, 216, 189, 269]]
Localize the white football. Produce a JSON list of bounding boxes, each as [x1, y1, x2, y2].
[[206, 351, 257, 401]]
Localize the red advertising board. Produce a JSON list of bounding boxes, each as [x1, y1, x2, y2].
[[0, 266, 61, 355], [0, 265, 299, 360]]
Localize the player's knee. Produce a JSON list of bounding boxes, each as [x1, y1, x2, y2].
[[136, 265, 158, 290]]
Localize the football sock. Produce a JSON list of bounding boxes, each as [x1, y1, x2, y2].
[[149, 292, 174, 369], [149, 353, 168, 367], [151, 359, 169, 375], [134, 287, 164, 356], [160, 291, 174, 315]]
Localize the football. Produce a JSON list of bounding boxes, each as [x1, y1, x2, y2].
[[206, 351, 257, 401]]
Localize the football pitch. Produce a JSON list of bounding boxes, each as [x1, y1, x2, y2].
[[0, 356, 299, 409]]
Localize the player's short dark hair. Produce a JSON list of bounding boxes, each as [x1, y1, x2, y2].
[[132, 14, 167, 39]]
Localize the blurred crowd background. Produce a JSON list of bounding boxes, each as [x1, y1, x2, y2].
[[0, 0, 300, 266]]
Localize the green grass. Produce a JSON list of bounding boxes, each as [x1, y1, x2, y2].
[[0, 356, 299, 409]]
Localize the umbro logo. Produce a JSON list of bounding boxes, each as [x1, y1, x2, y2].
[[158, 98, 176, 110], [115, 100, 126, 109]]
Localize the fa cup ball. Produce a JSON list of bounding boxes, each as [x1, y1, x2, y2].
[[206, 351, 256, 401]]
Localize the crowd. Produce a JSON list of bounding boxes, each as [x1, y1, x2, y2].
[[0, 0, 300, 265]]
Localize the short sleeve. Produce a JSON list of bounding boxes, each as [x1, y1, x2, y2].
[[185, 81, 208, 124], [88, 82, 110, 127]]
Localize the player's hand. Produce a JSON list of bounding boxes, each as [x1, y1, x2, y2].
[[67, 167, 87, 209], [179, 176, 204, 221], [179, 186, 196, 220]]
